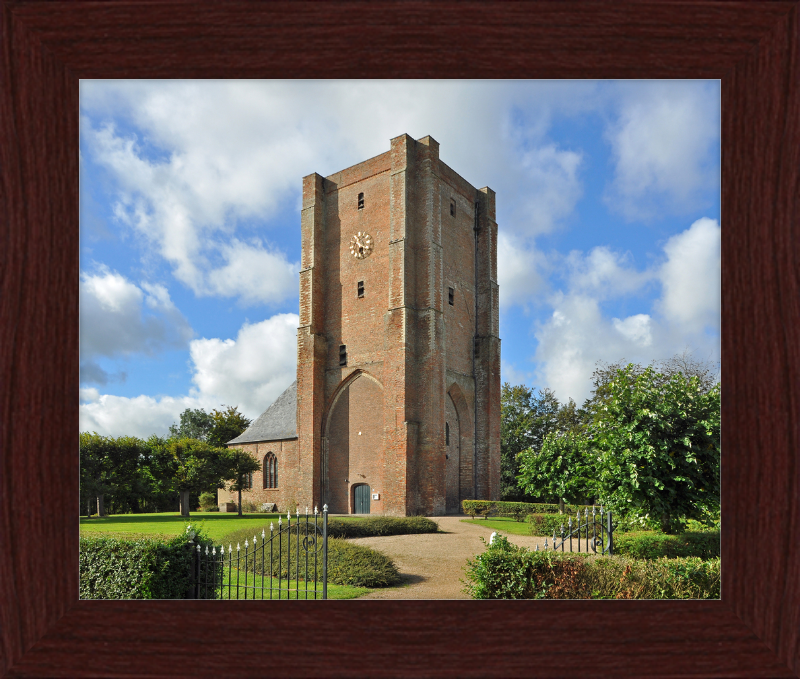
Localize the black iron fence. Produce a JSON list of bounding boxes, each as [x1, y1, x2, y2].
[[186, 505, 328, 599], [537, 505, 614, 556]]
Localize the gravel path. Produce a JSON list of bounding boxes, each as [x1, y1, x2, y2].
[[345, 516, 550, 599]]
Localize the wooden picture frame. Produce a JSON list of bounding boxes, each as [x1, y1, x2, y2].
[[1, 2, 798, 676]]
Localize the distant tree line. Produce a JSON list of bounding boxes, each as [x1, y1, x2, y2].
[[501, 351, 720, 533], [80, 405, 260, 518]]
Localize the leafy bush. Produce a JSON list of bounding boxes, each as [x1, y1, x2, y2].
[[614, 531, 720, 560], [80, 526, 219, 599], [220, 525, 402, 588], [198, 492, 217, 510], [327, 516, 439, 538], [463, 534, 720, 599], [240, 499, 259, 513]]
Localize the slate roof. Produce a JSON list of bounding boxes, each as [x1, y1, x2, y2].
[[226, 381, 297, 445]]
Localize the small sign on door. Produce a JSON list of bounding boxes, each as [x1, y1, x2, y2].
[[372, 493, 380, 500]]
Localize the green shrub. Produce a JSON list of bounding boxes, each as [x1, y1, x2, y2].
[[327, 516, 439, 538], [198, 492, 217, 511], [614, 531, 720, 560], [220, 523, 404, 588], [463, 535, 720, 599], [80, 526, 219, 599]]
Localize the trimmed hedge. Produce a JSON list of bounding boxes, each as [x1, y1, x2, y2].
[[327, 516, 439, 538], [463, 534, 720, 600], [462, 500, 593, 520], [614, 531, 720, 560], [80, 529, 218, 599], [221, 525, 405, 588]]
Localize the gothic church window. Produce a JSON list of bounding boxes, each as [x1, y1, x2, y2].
[[448, 287, 454, 305], [339, 345, 347, 366], [263, 452, 278, 489], [450, 198, 456, 217]]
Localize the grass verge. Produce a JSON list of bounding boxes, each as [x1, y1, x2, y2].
[[459, 516, 534, 536]]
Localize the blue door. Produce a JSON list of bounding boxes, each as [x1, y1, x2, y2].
[[354, 484, 371, 514]]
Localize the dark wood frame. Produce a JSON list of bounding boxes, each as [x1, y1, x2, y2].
[[1, 2, 798, 677]]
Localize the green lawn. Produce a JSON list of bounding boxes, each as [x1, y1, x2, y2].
[[460, 516, 535, 536], [215, 568, 369, 600], [80, 512, 326, 544]]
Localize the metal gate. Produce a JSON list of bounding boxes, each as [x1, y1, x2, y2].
[[187, 505, 328, 599], [354, 483, 370, 514], [537, 505, 615, 556]]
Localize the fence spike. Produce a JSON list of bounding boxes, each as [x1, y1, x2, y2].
[[306, 506, 309, 515], [568, 517, 573, 528], [314, 506, 318, 515], [245, 539, 249, 548], [196, 544, 201, 552], [323, 504, 328, 512], [535, 544, 539, 551], [287, 510, 291, 520], [229, 543, 232, 553], [205, 545, 209, 555], [279, 516, 282, 526], [270, 522, 274, 532], [212, 547, 216, 556], [237, 542, 241, 551], [544, 538, 549, 549], [296, 508, 300, 518], [253, 534, 257, 545], [262, 528, 266, 539]]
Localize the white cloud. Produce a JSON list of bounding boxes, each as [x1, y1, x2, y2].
[[80, 267, 193, 384], [565, 246, 652, 298], [605, 82, 720, 220], [497, 232, 548, 309], [188, 313, 298, 417], [207, 239, 297, 305], [532, 217, 720, 402], [657, 217, 721, 333], [79, 313, 299, 438]]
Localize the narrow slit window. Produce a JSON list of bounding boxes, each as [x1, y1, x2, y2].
[[448, 287, 454, 306], [446, 422, 450, 446], [474, 337, 480, 359], [450, 198, 456, 217], [358, 281, 364, 298], [358, 192, 364, 210], [339, 344, 347, 366]]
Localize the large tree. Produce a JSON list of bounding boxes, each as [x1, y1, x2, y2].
[[515, 360, 720, 532], [500, 384, 560, 502], [168, 408, 214, 441], [79, 433, 145, 516], [161, 437, 232, 517], [592, 365, 720, 533], [207, 405, 251, 448], [223, 449, 262, 516]]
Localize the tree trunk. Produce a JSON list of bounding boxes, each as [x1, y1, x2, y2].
[[660, 512, 672, 534], [87, 497, 92, 518], [180, 490, 191, 518], [558, 498, 565, 514], [238, 486, 242, 517], [96, 494, 105, 517]]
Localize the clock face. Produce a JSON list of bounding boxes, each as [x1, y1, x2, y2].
[[349, 231, 373, 259]]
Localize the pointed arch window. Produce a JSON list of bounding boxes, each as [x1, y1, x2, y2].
[[263, 452, 278, 489]]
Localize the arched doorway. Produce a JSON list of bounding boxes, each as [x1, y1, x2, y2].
[[445, 392, 460, 513], [324, 371, 384, 514], [353, 483, 371, 514]]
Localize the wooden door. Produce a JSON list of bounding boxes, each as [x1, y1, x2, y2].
[[354, 483, 371, 514]]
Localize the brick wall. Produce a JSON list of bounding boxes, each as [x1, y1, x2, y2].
[[236, 134, 500, 517]]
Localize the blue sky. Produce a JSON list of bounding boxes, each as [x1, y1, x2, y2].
[[79, 80, 720, 438]]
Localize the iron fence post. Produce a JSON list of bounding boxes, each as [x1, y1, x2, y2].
[[323, 504, 328, 600], [607, 510, 613, 555]]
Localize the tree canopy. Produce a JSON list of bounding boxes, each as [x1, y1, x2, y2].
[[512, 353, 720, 532]]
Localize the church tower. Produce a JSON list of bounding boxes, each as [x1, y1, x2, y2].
[[297, 134, 499, 515], [225, 134, 500, 516]]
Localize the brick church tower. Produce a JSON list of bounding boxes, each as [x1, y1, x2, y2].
[[225, 134, 500, 516]]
